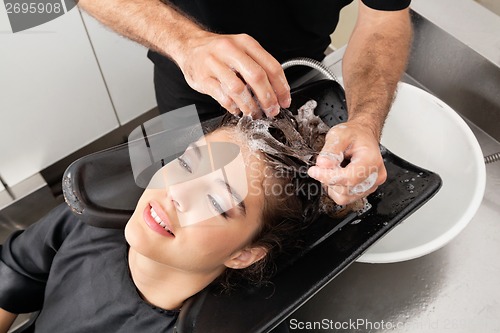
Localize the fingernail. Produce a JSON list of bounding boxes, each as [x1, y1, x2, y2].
[[271, 104, 280, 116], [307, 167, 319, 179], [229, 102, 239, 113], [263, 104, 280, 118], [281, 96, 291, 108]]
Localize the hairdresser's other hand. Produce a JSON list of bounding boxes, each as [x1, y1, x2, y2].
[[176, 31, 291, 118], [307, 120, 387, 205]]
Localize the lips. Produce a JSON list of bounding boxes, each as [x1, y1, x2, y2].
[[143, 202, 175, 238], [150, 206, 175, 236]]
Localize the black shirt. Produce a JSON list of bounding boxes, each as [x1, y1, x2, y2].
[[149, 0, 411, 117]]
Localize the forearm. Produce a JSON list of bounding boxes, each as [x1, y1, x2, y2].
[[79, 0, 291, 116], [77, 0, 206, 65], [342, 5, 412, 139], [0, 308, 17, 333]]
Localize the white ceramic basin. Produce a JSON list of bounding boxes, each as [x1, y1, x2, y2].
[[357, 82, 486, 263]]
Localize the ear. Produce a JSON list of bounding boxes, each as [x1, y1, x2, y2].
[[224, 246, 268, 269]]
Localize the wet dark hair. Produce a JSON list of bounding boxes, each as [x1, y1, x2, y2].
[[212, 109, 351, 291]]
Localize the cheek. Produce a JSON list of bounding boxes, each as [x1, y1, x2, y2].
[[184, 225, 235, 252], [125, 191, 150, 244], [125, 203, 164, 258], [138, 189, 163, 205], [124, 216, 143, 249], [182, 221, 252, 258]]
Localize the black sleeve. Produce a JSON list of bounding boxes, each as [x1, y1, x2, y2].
[[0, 204, 78, 313], [361, 0, 411, 11]]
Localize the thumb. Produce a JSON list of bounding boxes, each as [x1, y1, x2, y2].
[[315, 151, 344, 168], [315, 125, 350, 168]]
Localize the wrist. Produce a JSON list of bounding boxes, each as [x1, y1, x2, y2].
[[348, 113, 383, 141], [150, 2, 209, 67], [167, 25, 211, 69]]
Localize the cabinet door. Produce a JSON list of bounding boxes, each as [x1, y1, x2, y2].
[[0, 8, 118, 187], [80, 11, 157, 125]]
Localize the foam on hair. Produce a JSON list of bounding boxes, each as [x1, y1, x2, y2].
[[220, 100, 363, 218]]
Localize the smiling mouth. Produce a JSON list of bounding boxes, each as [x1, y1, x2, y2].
[[150, 206, 175, 237]]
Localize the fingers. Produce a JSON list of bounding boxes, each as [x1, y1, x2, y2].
[[315, 124, 350, 168], [308, 123, 387, 205], [308, 160, 380, 195], [308, 162, 385, 205], [199, 78, 240, 115], [180, 33, 290, 118], [232, 56, 281, 117], [221, 35, 288, 117], [240, 35, 291, 109], [325, 183, 379, 206], [207, 56, 260, 116]]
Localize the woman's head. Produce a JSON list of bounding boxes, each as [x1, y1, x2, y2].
[[125, 106, 346, 290], [212, 109, 331, 288], [125, 127, 270, 282]]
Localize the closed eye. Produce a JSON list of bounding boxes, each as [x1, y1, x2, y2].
[[208, 194, 228, 219], [177, 157, 192, 173]]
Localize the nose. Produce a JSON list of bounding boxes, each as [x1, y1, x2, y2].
[[167, 179, 200, 213], [169, 194, 182, 211]]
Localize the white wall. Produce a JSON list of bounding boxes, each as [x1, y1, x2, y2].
[[330, 0, 358, 50], [0, 6, 157, 188], [0, 8, 118, 186], [80, 11, 156, 125]]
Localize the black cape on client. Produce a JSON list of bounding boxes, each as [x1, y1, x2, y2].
[[0, 205, 179, 333]]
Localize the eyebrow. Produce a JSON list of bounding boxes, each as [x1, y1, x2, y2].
[[215, 178, 246, 216]]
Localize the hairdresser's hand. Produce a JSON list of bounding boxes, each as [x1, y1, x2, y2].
[[176, 31, 291, 118], [307, 120, 387, 205]]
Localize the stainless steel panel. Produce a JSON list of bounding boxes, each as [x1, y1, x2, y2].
[[406, 12, 500, 142], [0, 174, 60, 244], [475, 0, 500, 16]]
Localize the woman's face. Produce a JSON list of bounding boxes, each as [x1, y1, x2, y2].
[[125, 128, 268, 275]]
